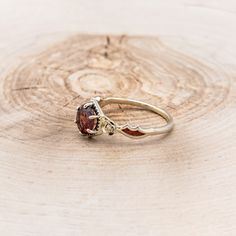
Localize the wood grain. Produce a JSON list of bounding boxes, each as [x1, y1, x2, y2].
[[0, 1, 236, 236]]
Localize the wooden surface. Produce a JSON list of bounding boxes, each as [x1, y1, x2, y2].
[[0, 1, 236, 236]]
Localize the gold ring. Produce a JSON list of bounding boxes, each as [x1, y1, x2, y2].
[[75, 97, 174, 139]]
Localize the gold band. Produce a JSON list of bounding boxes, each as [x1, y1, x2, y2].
[[75, 97, 174, 139]]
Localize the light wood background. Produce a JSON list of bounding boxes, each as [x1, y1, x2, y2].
[[0, 1, 236, 236]]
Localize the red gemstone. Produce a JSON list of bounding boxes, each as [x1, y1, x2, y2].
[[122, 128, 145, 136], [76, 105, 97, 135]]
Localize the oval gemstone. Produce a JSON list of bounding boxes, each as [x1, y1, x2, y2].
[[76, 105, 97, 135]]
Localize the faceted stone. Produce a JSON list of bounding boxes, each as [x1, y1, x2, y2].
[[76, 105, 97, 135]]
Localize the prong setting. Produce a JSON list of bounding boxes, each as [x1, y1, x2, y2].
[[75, 98, 117, 137], [76, 101, 99, 136]]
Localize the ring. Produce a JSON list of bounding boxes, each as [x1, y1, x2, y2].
[[75, 97, 174, 139]]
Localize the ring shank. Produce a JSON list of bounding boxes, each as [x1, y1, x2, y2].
[[99, 97, 174, 136]]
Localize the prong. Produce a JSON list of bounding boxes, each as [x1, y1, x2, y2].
[[83, 102, 93, 108], [92, 96, 101, 102], [86, 129, 97, 134], [89, 115, 100, 120]]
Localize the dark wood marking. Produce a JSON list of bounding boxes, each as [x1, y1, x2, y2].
[[12, 86, 45, 91], [106, 36, 110, 46]]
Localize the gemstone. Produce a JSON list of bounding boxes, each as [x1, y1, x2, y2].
[[76, 104, 97, 135], [122, 128, 145, 136]]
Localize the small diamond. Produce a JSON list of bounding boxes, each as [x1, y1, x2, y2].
[[105, 124, 115, 135]]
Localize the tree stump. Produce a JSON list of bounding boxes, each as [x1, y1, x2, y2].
[[0, 1, 236, 236]]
